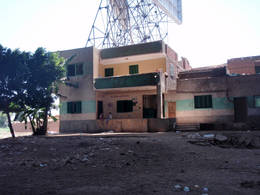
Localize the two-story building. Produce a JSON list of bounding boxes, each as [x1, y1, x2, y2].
[[58, 41, 260, 133]]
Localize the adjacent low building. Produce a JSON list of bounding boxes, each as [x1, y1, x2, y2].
[[58, 41, 260, 132]]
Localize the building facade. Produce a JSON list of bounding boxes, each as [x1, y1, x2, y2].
[[58, 42, 260, 133]]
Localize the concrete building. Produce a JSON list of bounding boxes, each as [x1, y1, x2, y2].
[[58, 42, 260, 133]]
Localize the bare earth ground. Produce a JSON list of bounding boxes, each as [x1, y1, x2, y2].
[[0, 131, 260, 195]]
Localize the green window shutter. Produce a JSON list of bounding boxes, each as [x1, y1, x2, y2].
[[76, 64, 83, 75], [67, 101, 82, 114], [129, 65, 139, 74], [194, 95, 212, 109], [67, 65, 75, 76], [67, 102, 72, 113], [117, 100, 133, 113], [105, 68, 114, 77], [255, 66, 260, 73], [255, 96, 260, 107], [76, 102, 82, 113]]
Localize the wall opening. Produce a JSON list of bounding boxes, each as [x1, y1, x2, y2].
[[143, 95, 157, 118]]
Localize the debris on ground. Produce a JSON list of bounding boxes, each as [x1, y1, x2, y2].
[[186, 132, 260, 149]]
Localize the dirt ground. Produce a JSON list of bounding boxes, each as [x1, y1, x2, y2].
[[0, 131, 260, 195]]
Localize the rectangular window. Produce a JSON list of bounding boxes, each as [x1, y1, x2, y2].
[[194, 95, 213, 109], [67, 101, 82, 114], [67, 65, 75, 77], [105, 68, 114, 77], [129, 65, 139, 74], [75, 64, 83, 75], [255, 61, 260, 73], [170, 63, 174, 77], [117, 100, 133, 113], [67, 63, 83, 77], [255, 96, 260, 107]]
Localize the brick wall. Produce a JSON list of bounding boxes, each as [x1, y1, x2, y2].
[[227, 55, 260, 75]]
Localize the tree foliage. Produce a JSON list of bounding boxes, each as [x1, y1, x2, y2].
[[0, 44, 65, 137]]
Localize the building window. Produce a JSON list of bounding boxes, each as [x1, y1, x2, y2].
[[105, 68, 114, 77], [67, 101, 82, 114], [194, 95, 213, 109], [117, 100, 133, 113], [255, 61, 260, 73], [255, 96, 260, 107], [129, 65, 139, 74], [170, 63, 174, 77], [67, 63, 83, 77]]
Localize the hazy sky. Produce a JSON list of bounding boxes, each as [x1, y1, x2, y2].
[[0, 0, 259, 67]]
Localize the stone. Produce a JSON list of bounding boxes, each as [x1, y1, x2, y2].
[[174, 184, 182, 191], [183, 186, 190, 192], [203, 134, 215, 139], [215, 134, 228, 142]]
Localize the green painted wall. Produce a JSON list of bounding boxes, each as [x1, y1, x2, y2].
[[95, 72, 158, 89], [61, 100, 96, 114], [175, 97, 234, 111], [101, 41, 163, 59], [60, 102, 67, 115]]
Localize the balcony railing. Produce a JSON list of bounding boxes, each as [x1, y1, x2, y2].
[[94, 72, 159, 90]]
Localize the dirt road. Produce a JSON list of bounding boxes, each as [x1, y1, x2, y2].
[[0, 132, 259, 194]]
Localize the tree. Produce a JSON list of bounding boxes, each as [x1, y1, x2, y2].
[[0, 44, 65, 137], [0, 45, 28, 137], [20, 48, 65, 135]]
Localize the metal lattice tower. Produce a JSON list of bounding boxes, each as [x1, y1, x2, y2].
[[86, 0, 170, 49]]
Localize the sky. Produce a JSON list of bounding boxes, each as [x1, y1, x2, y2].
[[0, 0, 259, 67]]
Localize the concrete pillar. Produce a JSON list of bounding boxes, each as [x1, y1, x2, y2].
[[157, 71, 163, 119]]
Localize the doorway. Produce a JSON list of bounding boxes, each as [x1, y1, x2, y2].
[[234, 97, 248, 122], [97, 101, 103, 119], [168, 102, 176, 118], [143, 95, 157, 118]]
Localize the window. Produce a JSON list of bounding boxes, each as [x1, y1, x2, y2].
[[194, 95, 213, 109], [117, 100, 133, 113], [67, 63, 83, 77], [67, 101, 82, 114], [129, 65, 139, 74], [255, 96, 260, 108], [255, 61, 260, 74], [170, 63, 174, 77], [105, 68, 114, 77]]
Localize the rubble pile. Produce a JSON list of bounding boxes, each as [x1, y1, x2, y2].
[[185, 132, 260, 149]]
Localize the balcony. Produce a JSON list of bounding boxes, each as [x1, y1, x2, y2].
[[94, 72, 159, 91]]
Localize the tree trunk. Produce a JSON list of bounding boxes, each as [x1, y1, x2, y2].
[[29, 116, 36, 135], [42, 106, 48, 135], [6, 112, 15, 138]]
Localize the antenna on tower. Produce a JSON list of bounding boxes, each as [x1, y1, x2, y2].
[[86, 0, 182, 49]]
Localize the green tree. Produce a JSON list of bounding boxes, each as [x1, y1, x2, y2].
[[20, 48, 65, 135], [0, 44, 28, 137], [0, 44, 65, 137]]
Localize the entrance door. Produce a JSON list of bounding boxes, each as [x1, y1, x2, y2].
[[234, 97, 248, 122], [97, 101, 103, 119], [168, 102, 176, 118], [143, 95, 157, 118]]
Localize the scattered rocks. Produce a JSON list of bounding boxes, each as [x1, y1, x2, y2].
[[187, 133, 260, 149], [174, 184, 209, 193]]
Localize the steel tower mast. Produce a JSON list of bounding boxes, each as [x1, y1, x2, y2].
[[86, 0, 174, 49]]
